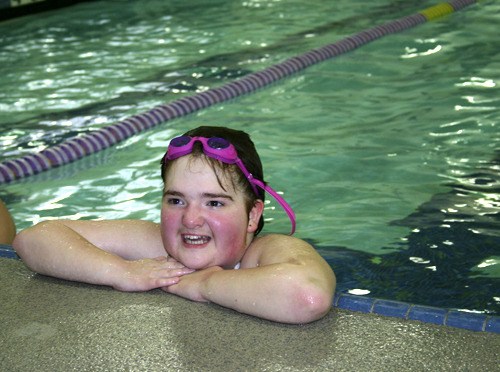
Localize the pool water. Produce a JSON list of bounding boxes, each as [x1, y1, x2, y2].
[[1, 0, 498, 314]]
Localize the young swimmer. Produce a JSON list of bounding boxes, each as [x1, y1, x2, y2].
[[13, 126, 335, 324], [0, 198, 16, 245]]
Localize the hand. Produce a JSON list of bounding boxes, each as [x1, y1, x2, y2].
[[113, 256, 194, 292], [161, 266, 223, 302]]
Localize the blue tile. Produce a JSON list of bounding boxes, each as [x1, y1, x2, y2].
[[0, 244, 18, 259], [485, 317, 500, 334], [336, 294, 375, 313], [446, 311, 487, 332], [373, 300, 410, 318], [332, 293, 342, 307], [408, 305, 447, 325]]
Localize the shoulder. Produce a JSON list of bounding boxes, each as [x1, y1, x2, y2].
[[241, 233, 318, 268], [250, 233, 315, 250]]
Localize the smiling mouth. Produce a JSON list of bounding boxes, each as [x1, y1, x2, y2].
[[182, 234, 211, 246]]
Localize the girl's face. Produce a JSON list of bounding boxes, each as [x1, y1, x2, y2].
[[160, 155, 263, 269]]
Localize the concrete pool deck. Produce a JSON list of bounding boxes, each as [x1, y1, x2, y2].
[[1, 257, 498, 371]]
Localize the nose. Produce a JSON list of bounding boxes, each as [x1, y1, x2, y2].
[[182, 203, 204, 229]]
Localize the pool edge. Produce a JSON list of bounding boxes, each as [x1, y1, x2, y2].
[[334, 292, 500, 334], [2, 243, 498, 334]]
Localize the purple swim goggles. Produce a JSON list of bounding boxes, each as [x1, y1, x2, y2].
[[164, 136, 296, 235]]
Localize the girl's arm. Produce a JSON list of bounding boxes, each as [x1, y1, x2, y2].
[[0, 199, 16, 245], [13, 220, 193, 291], [164, 234, 336, 324]]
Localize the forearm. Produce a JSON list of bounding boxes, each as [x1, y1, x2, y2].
[[202, 264, 334, 324], [13, 221, 125, 287]]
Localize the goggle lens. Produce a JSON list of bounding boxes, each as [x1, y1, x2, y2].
[[170, 136, 192, 147], [207, 137, 230, 150]]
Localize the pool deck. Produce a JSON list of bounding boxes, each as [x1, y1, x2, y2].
[[1, 257, 498, 371]]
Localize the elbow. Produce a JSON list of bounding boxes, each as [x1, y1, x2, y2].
[[291, 285, 334, 324], [284, 269, 336, 324], [12, 221, 50, 268]]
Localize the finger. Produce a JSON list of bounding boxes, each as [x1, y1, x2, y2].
[[160, 260, 192, 270], [155, 277, 180, 287], [160, 283, 179, 292], [166, 256, 180, 263], [177, 268, 195, 275], [164, 262, 187, 269], [168, 268, 195, 276], [153, 256, 168, 262], [152, 267, 194, 279]]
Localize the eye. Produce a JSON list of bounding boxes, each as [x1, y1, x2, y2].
[[207, 200, 224, 208], [166, 198, 184, 206]]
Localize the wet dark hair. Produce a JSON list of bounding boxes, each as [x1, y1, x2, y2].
[[161, 126, 265, 235]]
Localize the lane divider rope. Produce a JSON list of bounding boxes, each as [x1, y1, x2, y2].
[[0, 0, 477, 183]]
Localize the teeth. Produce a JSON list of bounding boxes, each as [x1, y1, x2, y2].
[[183, 235, 210, 245]]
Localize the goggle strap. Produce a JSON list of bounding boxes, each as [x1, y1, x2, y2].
[[250, 177, 296, 235]]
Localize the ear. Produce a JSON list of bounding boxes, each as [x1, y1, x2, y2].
[[247, 199, 264, 233]]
